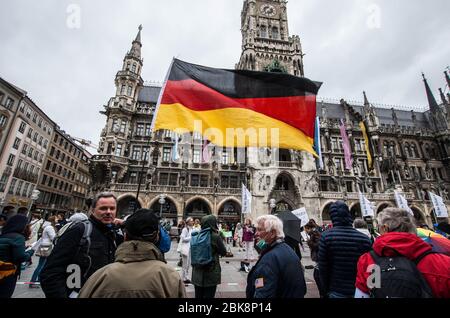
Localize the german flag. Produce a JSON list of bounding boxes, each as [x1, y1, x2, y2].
[[152, 59, 321, 155]]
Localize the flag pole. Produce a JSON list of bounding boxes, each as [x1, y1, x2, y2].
[[135, 58, 176, 213]]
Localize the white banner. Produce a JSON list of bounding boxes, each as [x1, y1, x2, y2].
[[292, 207, 310, 227], [394, 191, 413, 216], [359, 192, 374, 217], [429, 192, 449, 218], [241, 184, 252, 214]]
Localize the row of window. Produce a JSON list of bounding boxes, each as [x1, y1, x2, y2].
[[44, 160, 76, 181], [41, 174, 73, 193], [328, 137, 366, 153], [25, 126, 49, 149], [37, 190, 71, 208], [146, 172, 240, 188], [7, 144, 44, 167], [21, 144, 45, 163], [75, 172, 90, 185], [49, 146, 79, 170], [0, 91, 15, 110], [7, 178, 35, 197], [259, 25, 281, 40], [16, 159, 40, 176], [53, 134, 84, 159], [0, 114, 9, 128], [125, 61, 140, 74], [19, 104, 52, 135], [119, 84, 135, 97]]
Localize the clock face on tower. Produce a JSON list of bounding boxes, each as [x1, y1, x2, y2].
[[260, 4, 276, 17]]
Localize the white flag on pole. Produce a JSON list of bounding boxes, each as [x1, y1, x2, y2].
[[359, 192, 375, 217], [242, 184, 252, 215], [292, 207, 310, 227], [429, 192, 449, 218], [394, 191, 413, 216]]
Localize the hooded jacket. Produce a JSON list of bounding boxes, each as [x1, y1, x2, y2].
[[318, 201, 372, 296], [0, 215, 34, 278], [356, 232, 450, 298], [191, 215, 227, 287], [78, 240, 186, 298]]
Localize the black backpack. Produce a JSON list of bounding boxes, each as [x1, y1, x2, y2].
[[369, 250, 435, 298], [54, 220, 93, 279]]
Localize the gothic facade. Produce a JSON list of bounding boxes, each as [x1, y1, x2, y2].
[[90, 0, 450, 226]]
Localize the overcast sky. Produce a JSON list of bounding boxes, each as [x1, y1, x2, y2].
[[1, 0, 449, 151]]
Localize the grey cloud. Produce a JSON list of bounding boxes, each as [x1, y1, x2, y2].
[[0, 0, 448, 149]]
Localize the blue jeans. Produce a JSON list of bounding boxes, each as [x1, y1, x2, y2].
[[328, 291, 353, 299], [31, 257, 47, 283]]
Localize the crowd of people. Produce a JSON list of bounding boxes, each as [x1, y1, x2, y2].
[[0, 194, 449, 299]]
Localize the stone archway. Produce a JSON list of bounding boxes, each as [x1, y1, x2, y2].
[[149, 197, 178, 223], [377, 202, 392, 214], [218, 199, 241, 227], [272, 200, 294, 214], [321, 201, 334, 224], [350, 202, 362, 220], [411, 206, 426, 226], [269, 172, 301, 211], [185, 198, 212, 220], [117, 195, 142, 217]]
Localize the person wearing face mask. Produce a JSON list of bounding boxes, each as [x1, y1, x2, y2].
[[246, 215, 307, 298], [40, 192, 124, 298]]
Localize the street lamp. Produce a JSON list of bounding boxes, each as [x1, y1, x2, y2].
[[27, 190, 40, 219], [269, 198, 276, 214], [158, 194, 167, 219]]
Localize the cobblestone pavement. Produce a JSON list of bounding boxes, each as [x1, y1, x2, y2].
[[13, 242, 319, 298]]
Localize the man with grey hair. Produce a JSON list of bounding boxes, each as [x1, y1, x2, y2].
[[355, 208, 450, 298], [246, 215, 306, 298], [41, 192, 124, 298]]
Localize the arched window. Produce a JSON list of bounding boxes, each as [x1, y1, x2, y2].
[[272, 27, 279, 39], [411, 143, 419, 158], [404, 143, 410, 158], [120, 85, 126, 95], [127, 86, 133, 96], [260, 26, 267, 38], [389, 141, 396, 156], [132, 63, 137, 73], [383, 141, 389, 156]]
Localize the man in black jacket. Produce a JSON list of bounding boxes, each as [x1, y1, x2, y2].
[[318, 201, 372, 298], [40, 192, 123, 298]]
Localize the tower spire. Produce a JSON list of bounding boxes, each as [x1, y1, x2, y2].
[[134, 24, 142, 44], [445, 70, 450, 88], [422, 73, 439, 112], [128, 25, 143, 59], [439, 88, 448, 105], [363, 91, 370, 106]]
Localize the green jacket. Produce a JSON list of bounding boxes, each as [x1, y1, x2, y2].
[[0, 233, 33, 276], [79, 240, 186, 298], [192, 215, 227, 287]]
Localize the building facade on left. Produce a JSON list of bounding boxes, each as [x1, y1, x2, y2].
[[0, 77, 92, 216]]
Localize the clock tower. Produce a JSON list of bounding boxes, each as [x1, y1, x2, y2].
[[237, 0, 305, 77]]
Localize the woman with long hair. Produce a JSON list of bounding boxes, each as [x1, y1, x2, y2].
[[29, 215, 57, 288]]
